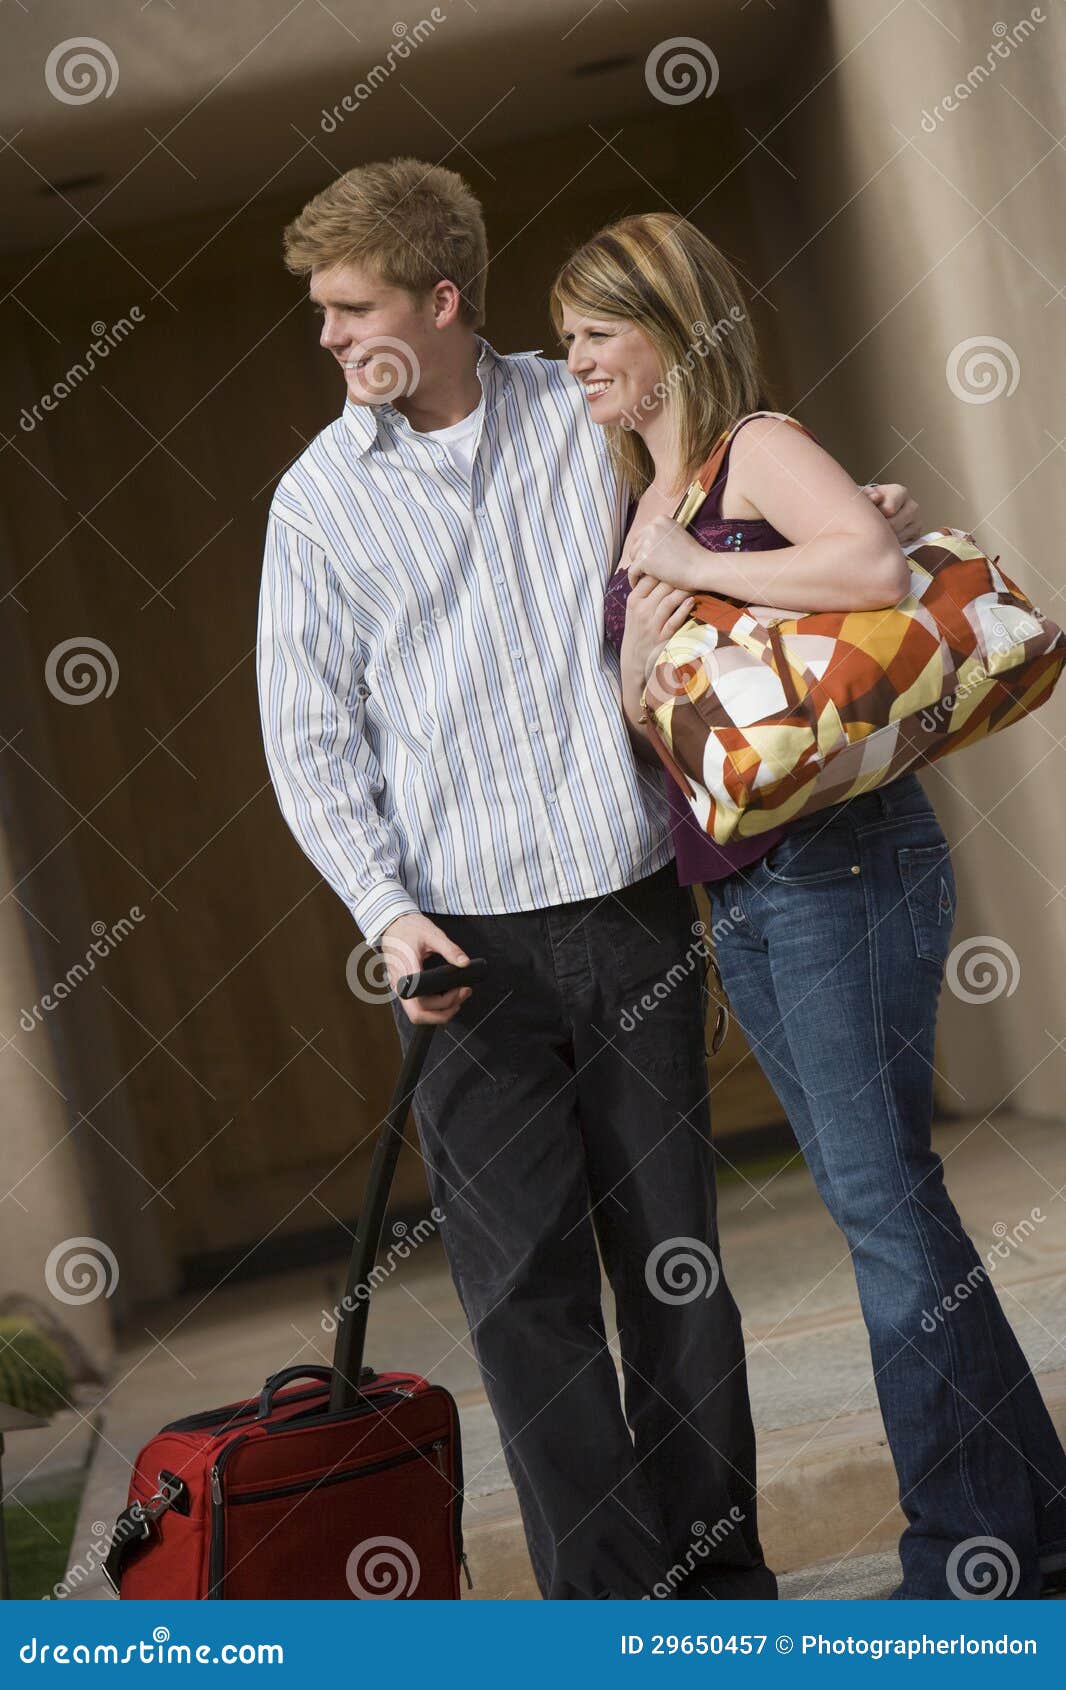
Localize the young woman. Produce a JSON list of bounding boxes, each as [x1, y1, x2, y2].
[[551, 212, 1066, 1601]]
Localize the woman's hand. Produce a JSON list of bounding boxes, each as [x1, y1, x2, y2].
[[626, 518, 711, 593], [620, 575, 695, 693], [863, 482, 922, 545]]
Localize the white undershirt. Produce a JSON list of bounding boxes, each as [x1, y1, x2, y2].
[[422, 397, 484, 479]]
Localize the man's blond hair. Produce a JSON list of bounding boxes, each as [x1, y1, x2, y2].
[[282, 156, 488, 328]]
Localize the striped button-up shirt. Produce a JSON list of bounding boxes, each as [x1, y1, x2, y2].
[[256, 336, 674, 950]]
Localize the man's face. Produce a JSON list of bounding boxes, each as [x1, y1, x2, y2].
[[310, 260, 432, 405]]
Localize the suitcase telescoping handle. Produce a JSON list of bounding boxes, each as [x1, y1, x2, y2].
[[328, 953, 488, 1413]]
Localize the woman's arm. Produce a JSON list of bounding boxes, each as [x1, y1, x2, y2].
[[628, 418, 912, 613]]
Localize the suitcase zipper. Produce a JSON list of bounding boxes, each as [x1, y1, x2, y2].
[[426, 1442, 472, 1586], [226, 1438, 442, 1506], [163, 1374, 418, 1436], [208, 1432, 249, 1598], [262, 1389, 409, 1433]]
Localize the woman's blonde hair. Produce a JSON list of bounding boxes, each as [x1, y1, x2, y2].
[[549, 212, 764, 496], [282, 156, 488, 328]]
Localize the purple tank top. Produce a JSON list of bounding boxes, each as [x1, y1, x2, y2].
[[604, 425, 789, 885]]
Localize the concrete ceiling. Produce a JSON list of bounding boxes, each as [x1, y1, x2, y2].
[[0, 0, 804, 256]]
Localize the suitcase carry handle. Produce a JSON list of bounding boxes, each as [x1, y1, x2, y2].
[[256, 1363, 376, 1421], [328, 953, 487, 1413]]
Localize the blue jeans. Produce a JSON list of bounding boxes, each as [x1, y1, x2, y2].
[[705, 771, 1066, 1598]]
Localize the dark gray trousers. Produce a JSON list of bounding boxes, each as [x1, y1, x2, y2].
[[388, 860, 775, 1600]]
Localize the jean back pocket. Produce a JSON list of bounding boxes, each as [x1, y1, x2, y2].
[[897, 841, 956, 964]]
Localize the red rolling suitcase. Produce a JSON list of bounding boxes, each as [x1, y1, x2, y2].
[[102, 955, 486, 1600]]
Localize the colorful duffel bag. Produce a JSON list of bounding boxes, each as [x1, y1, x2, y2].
[[640, 421, 1066, 845]]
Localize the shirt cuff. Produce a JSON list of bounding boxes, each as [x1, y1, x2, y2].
[[353, 883, 422, 952]]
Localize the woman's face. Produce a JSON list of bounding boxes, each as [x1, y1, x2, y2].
[[559, 304, 664, 431]]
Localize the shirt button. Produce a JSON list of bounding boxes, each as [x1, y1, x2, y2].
[[850, 864, 861, 875]]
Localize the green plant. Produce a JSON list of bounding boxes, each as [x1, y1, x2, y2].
[[0, 1317, 70, 1418]]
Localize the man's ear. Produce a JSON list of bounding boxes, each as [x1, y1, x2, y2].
[[431, 279, 462, 328]]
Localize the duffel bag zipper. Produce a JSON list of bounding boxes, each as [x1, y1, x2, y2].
[[208, 1429, 471, 1595]]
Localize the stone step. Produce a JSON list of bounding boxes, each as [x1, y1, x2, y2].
[[461, 1368, 1066, 1600]]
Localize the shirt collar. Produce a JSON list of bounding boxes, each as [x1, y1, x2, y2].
[[341, 334, 519, 457]]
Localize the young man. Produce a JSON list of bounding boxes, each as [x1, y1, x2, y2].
[[256, 157, 921, 1600]]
